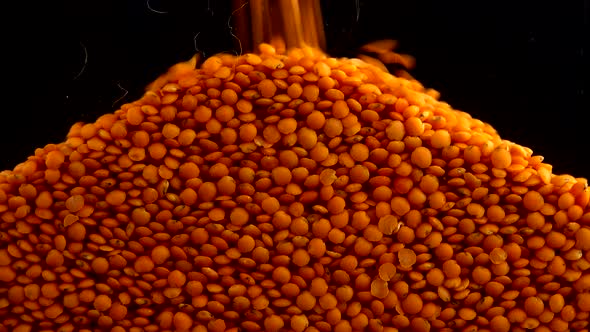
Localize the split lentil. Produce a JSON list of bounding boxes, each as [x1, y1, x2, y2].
[[1, 28, 590, 332]]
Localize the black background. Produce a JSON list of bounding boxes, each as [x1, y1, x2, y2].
[[2, 1, 588, 179]]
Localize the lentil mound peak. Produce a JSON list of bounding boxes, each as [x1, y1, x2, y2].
[[1, 43, 589, 332]]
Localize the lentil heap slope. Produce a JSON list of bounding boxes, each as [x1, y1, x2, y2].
[[1, 45, 589, 332]]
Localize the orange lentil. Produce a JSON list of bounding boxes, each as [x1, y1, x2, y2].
[[405, 117, 424, 136], [134, 256, 155, 273], [151, 245, 171, 265], [277, 118, 298, 135], [308, 238, 326, 258], [575, 227, 590, 250], [292, 248, 310, 267], [523, 190, 545, 211], [349, 164, 370, 183], [426, 268, 444, 287], [264, 315, 284, 332], [162, 123, 181, 139], [148, 142, 167, 159], [46, 249, 64, 267], [489, 315, 510, 332], [398, 248, 417, 267], [340, 255, 358, 272], [272, 266, 292, 284], [173, 312, 193, 331], [391, 196, 411, 216], [524, 296, 545, 317], [327, 196, 346, 214], [65, 194, 85, 212], [261, 197, 280, 214], [94, 294, 112, 311], [168, 270, 187, 287], [237, 235, 256, 253], [370, 278, 389, 299], [472, 266, 492, 285], [324, 118, 343, 138], [489, 247, 507, 264], [91, 257, 109, 274], [290, 314, 309, 332], [271, 166, 292, 186], [307, 110, 326, 130], [0, 266, 16, 282], [491, 147, 512, 169], [229, 208, 252, 228], [45, 150, 65, 169], [332, 100, 350, 119], [577, 293, 590, 312], [105, 190, 126, 206], [549, 294, 565, 313], [258, 79, 277, 98], [442, 260, 461, 278], [458, 307, 477, 320], [411, 146, 433, 168], [402, 293, 423, 315], [296, 291, 317, 311], [430, 129, 451, 148], [350, 143, 369, 161]]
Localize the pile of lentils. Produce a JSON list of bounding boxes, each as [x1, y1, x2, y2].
[[1, 44, 590, 332]]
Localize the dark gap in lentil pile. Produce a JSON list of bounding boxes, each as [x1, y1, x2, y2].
[[1, 1, 590, 332]]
